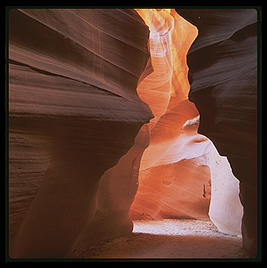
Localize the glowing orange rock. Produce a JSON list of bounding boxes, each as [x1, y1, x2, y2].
[[130, 9, 208, 220], [130, 9, 243, 236], [135, 9, 198, 135]]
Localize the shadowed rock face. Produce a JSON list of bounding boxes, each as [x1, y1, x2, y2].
[[177, 9, 258, 257], [9, 9, 153, 258]]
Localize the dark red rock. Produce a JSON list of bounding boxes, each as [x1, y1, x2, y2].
[[9, 9, 152, 258], [177, 9, 258, 257], [68, 125, 150, 257]]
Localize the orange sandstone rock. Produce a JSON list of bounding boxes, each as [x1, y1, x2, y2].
[[130, 10, 243, 237]]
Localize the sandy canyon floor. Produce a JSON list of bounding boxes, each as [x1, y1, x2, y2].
[[78, 219, 247, 260]]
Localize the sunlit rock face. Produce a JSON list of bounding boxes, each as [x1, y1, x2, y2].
[[177, 9, 258, 256], [130, 9, 243, 237], [9, 9, 152, 258], [207, 147, 243, 236], [129, 10, 206, 220]]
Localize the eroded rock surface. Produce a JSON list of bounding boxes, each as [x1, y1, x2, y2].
[[177, 9, 258, 257], [9, 9, 152, 258], [8, 8, 256, 259], [130, 10, 243, 239]]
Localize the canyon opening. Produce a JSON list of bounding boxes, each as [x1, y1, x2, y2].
[[8, 8, 259, 260]]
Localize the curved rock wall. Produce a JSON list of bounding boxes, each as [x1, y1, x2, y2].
[[129, 10, 243, 236], [177, 9, 258, 257], [130, 9, 209, 220], [9, 9, 152, 258], [8, 8, 256, 258]]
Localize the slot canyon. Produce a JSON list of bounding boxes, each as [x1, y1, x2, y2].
[[8, 8, 259, 260]]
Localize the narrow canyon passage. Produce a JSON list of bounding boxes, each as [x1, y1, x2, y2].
[[8, 8, 258, 260], [78, 9, 245, 259], [128, 9, 244, 257]]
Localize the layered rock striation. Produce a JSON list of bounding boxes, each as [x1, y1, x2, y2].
[[8, 8, 256, 259], [9, 9, 153, 258], [177, 9, 258, 257]]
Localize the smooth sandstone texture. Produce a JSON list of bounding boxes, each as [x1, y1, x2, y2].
[[9, 9, 153, 258], [177, 9, 258, 257], [130, 10, 243, 238], [130, 10, 208, 219], [68, 124, 150, 257], [9, 8, 255, 259]]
